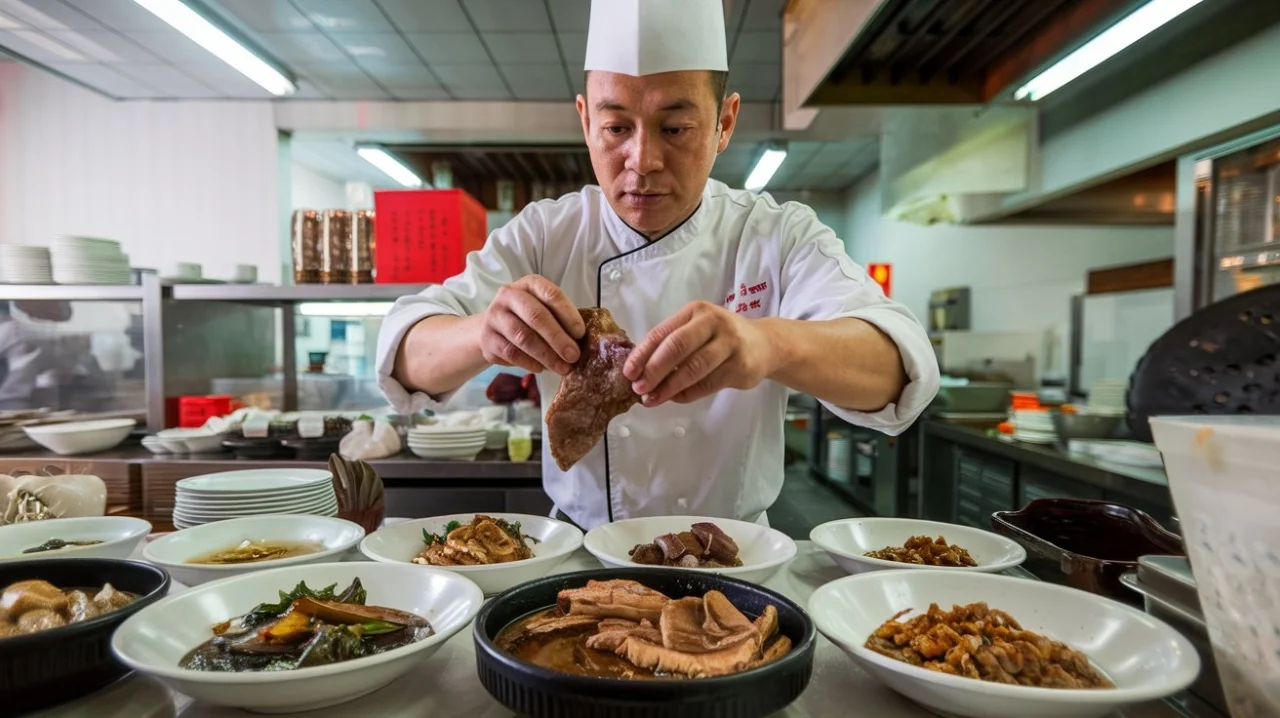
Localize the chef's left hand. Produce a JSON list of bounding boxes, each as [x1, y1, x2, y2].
[[623, 301, 776, 406]]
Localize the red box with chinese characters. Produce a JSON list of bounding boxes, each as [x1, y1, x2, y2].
[[373, 189, 488, 284]]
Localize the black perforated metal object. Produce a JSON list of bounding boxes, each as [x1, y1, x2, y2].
[[1128, 284, 1280, 442]]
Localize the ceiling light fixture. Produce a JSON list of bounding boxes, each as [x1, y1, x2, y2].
[[1014, 0, 1207, 101], [357, 147, 425, 188], [131, 0, 296, 96], [744, 148, 787, 191]]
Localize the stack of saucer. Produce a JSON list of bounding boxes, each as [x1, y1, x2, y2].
[[1087, 380, 1129, 416], [51, 236, 131, 285], [172, 468, 337, 529], [0, 245, 53, 284], [406, 425, 486, 460], [1011, 409, 1056, 444]]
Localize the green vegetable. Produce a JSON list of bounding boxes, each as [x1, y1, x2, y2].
[[241, 579, 365, 627]]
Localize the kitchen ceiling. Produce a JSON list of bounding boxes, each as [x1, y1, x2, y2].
[[0, 0, 788, 101]]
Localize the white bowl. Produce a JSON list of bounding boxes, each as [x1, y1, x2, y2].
[[583, 515, 797, 584], [809, 570, 1200, 718], [176, 468, 332, 495], [143, 514, 364, 586], [0, 516, 151, 562], [360, 513, 583, 595], [111, 561, 484, 713], [22, 418, 136, 455], [810, 517, 1026, 575]]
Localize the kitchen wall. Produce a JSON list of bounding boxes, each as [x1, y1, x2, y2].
[[843, 170, 1176, 376], [0, 62, 279, 281]]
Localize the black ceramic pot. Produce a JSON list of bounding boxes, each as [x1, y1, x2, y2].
[[473, 567, 816, 718], [0, 558, 171, 715]]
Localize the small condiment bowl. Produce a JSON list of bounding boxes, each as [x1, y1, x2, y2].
[[0, 516, 152, 563], [143, 514, 365, 586], [810, 517, 1026, 575]]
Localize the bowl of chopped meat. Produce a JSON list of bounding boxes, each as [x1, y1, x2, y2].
[[810, 517, 1026, 575], [808, 569, 1200, 718]]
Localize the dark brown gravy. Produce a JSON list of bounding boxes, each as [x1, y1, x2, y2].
[[497, 608, 664, 680]]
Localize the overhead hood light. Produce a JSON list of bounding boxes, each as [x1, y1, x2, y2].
[[1014, 0, 1207, 101], [357, 147, 425, 188], [132, 0, 296, 96], [745, 148, 787, 191]]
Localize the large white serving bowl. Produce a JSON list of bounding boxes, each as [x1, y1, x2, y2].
[[0, 516, 151, 563], [583, 515, 797, 584], [22, 418, 136, 455], [111, 561, 484, 713], [810, 517, 1026, 575], [809, 570, 1200, 718], [143, 514, 365, 586], [360, 513, 583, 595]]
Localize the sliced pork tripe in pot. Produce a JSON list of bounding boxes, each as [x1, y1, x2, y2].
[[556, 579, 670, 624], [545, 308, 641, 471]]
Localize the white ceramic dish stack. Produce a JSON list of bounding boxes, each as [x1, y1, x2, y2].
[[1011, 409, 1055, 444], [0, 516, 151, 563], [172, 468, 337, 530], [360, 513, 584, 595], [582, 515, 797, 584], [22, 418, 136, 455], [810, 517, 1027, 575], [0, 245, 53, 284], [406, 425, 486, 460], [50, 236, 132, 285]]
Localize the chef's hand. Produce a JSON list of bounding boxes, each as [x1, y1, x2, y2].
[[480, 276, 585, 376], [623, 301, 775, 406]]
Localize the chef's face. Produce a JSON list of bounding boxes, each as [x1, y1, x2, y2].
[[578, 70, 739, 238]]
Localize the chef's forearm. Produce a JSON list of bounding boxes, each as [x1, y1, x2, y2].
[[392, 314, 488, 397], [760, 317, 908, 412]]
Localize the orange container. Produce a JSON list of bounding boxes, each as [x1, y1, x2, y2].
[[373, 189, 488, 284]]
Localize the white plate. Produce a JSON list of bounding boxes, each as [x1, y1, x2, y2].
[[0, 516, 151, 562], [176, 469, 332, 495], [809, 570, 1199, 718], [143, 515, 365, 586], [809, 517, 1026, 575], [360, 513, 583, 595], [583, 515, 797, 584], [22, 418, 136, 455], [112, 562, 484, 713]]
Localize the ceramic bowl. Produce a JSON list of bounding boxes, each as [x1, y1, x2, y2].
[[360, 513, 583, 595], [810, 517, 1026, 575], [143, 514, 364, 586], [0, 516, 152, 563], [809, 570, 1200, 718], [582, 515, 797, 584], [22, 418, 136, 455], [111, 561, 484, 713]]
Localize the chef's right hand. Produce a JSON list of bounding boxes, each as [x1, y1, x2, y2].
[[480, 276, 585, 376]]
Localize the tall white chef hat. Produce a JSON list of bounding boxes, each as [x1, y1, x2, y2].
[[584, 0, 729, 76]]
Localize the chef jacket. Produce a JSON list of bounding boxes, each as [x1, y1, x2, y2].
[[376, 179, 940, 531]]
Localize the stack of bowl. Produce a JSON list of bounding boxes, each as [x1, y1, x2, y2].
[[172, 468, 337, 529], [406, 424, 486, 460]]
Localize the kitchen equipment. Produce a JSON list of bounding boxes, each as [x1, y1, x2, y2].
[[0, 516, 151, 562], [1150, 415, 1280, 718], [22, 418, 136, 455], [1050, 410, 1124, 451], [991, 498, 1183, 604], [321, 209, 352, 284], [291, 209, 322, 284], [1121, 556, 1228, 714], [472, 567, 816, 718], [810, 517, 1026, 575], [809, 570, 1199, 718], [582, 515, 797, 584], [352, 209, 374, 284]]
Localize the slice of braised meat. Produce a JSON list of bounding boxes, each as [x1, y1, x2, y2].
[[557, 579, 670, 624], [691, 522, 741, 564], [545, 308, 641, 471], [628, 543, 664, 565]]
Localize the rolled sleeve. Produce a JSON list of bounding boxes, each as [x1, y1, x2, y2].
[[777, 206, 940, 434]]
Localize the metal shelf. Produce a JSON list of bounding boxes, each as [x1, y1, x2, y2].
[[168, 283, 430, 302], [0, 284, 146, 301]]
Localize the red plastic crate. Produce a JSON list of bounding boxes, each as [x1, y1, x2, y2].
[[373, 189, 488, 284]]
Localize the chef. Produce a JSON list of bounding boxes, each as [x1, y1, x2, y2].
[[377, 0, 940, 531]]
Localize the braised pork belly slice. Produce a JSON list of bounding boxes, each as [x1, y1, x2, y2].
[[557, 579, 670, 624]]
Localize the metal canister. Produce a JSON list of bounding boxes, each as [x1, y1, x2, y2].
[[320, 209, 352, 284], [351, 210, 374, 284], [291, 209, 322, 284]]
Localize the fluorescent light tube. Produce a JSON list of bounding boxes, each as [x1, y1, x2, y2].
[[357, 148, 424, 188], [1014, 0, 1207, 101], [744, 149, 787, 191], [298, 302, 395, 318], [131, 0, 295, 96]]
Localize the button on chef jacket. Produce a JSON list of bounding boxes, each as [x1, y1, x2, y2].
[[376, 179, 941, 531]]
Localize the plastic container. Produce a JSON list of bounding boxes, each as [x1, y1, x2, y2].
[[1150, 415, 1280, 718], [373, 188, 487, 284]]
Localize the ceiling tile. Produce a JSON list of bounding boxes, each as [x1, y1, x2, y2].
[[742, 0, 786, 30], [210, 0, 312, 31], [61, 0, 173, 32], [112, 63, 222, 96], [404, 32, 488, 64], [0, 0, 102, 30], [333, 32, 418, 64], [0, 29, 85, 62], [557, 31, 585, 66], [432, 62, 505, 89], [45, 30, 156, 62], [367, 63, 437, 86], [256, 31, 348, 65], [388, 86, 452, 100], [546, 0, 589, 31], [730, 31, 780, 63], [46, 61, 156, 97], [126, 31, 223, 63], [501, 63, 569, 99], [292, 0, 394, 34], [377, 0, 472, 32], [482, 32, 558, 64], [461, 0, 551, 32]]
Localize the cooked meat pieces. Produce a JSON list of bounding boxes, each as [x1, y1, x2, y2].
[[864, 535, 977, 567], [865, 602, 1114, 689], [545, 308, 641, 471], [558, 579, 670, 624]]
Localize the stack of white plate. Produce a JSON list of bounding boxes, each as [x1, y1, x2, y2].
[[172, 468, 337, 530], [51, 236, 132, 285], [0, 245, 53, 284], [1087, 379, 1129, 416], [1011, 409, 1056, 444], [406, 425, 486, 460]]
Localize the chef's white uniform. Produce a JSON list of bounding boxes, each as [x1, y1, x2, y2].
[[376, 180, 940, 530]]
